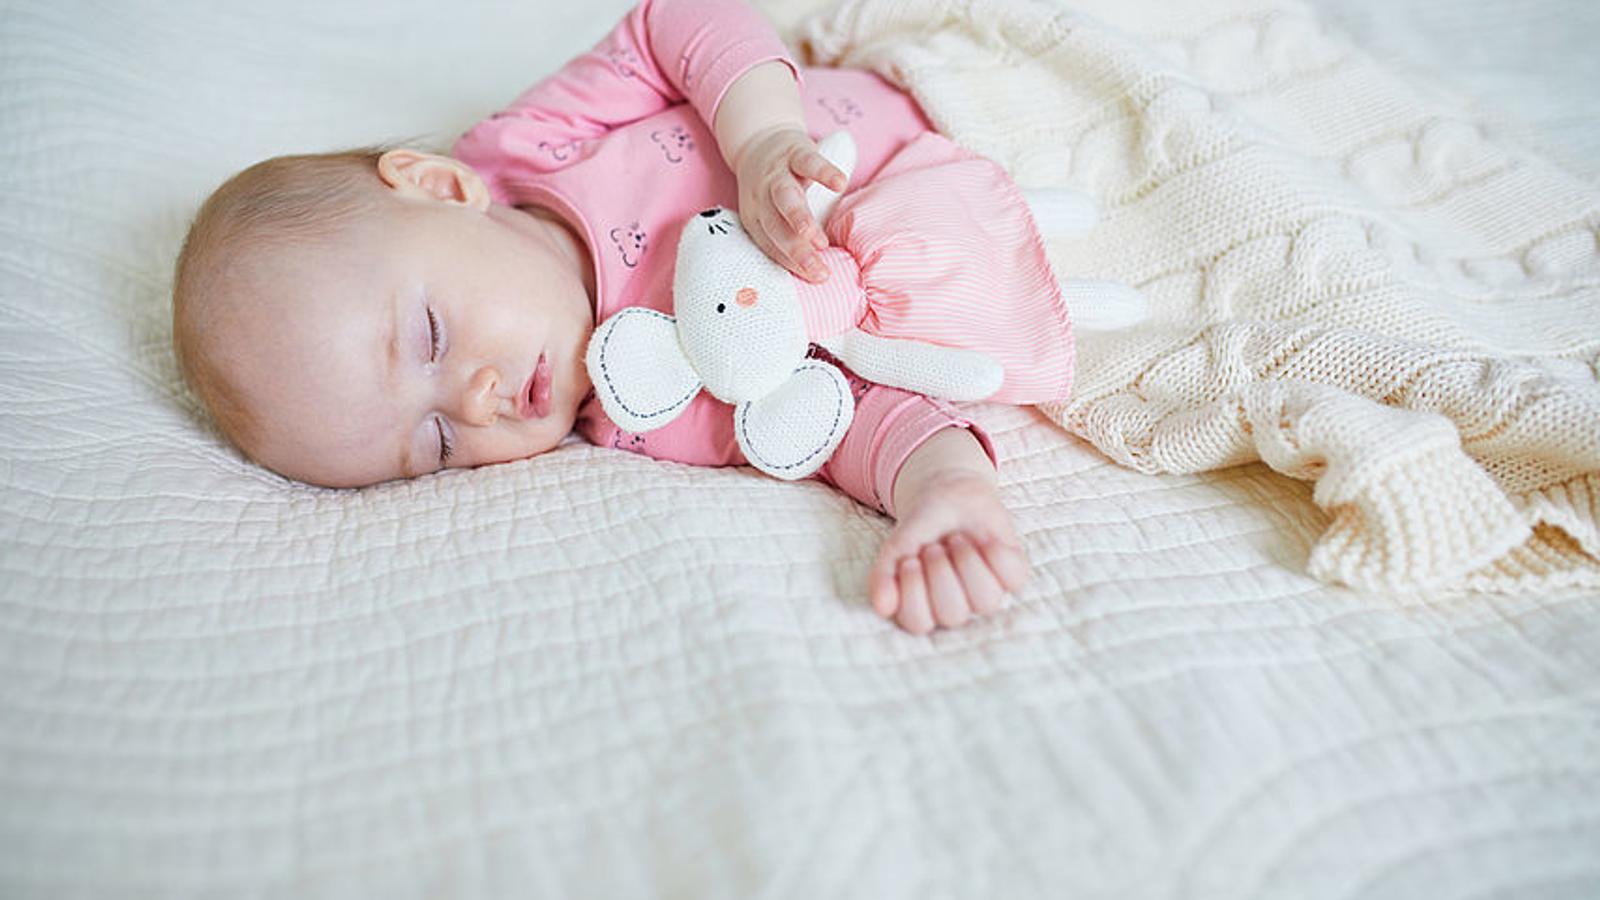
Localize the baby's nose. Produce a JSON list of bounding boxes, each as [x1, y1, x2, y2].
[[460, 366, 502, 426]]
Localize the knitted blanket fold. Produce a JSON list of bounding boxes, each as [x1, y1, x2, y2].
[[793, 0, 1600, 592]]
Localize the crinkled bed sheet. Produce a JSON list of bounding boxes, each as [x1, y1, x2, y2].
[[2, 1, 1597, 897]]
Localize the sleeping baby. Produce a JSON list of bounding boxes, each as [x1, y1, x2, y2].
[[172, 0, 1127, 635]]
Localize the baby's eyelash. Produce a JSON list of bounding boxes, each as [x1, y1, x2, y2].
[[437, 417, 453, 464], [427, 307, 442, 361]]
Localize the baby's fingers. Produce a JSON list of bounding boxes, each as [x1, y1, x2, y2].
[[870, 520, 930, 619], [750, 213, 826, 283], [920, 543, 971, 629], [771, 179, 826, 252], [869, 558, 900, 618], [895, 557, 936, 635], [946, 533, 1006, 615], [792, 149, 848, 193], [977, 536, 1032, 594]]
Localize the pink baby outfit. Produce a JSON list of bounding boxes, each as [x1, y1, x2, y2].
[[452, 0, 1072, 514]]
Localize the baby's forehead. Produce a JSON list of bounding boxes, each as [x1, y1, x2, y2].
[[212, 251, 377, 367], [235, 225, 383, 302], [226, 291, 391, 435]]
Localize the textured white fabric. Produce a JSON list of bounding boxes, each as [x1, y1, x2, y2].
[[796, 0, 1600, 592], [2, 1, 1599, 898]]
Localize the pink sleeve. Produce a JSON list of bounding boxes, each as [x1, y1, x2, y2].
[[579, 376, 995, 517], [815, 383, 998, 517], [645, 0, 803, 124], [453, 0, 800, 197]]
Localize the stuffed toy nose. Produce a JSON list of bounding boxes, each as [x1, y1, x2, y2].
[[735, 287, 758, 308]]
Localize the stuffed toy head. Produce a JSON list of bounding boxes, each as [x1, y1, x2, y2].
[[671, 207, 810, 404]]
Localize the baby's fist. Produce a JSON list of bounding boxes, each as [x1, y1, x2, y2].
[[869, 471, 1030, 635]]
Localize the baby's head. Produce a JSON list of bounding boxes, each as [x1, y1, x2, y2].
[[173, 147, 595, 488]]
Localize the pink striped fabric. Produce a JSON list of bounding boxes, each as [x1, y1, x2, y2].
[[795, 132, 1075, 404], [795, 247, 866, 336]]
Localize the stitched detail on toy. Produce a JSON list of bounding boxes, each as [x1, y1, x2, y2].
[[593, 309, 700, 422], [736, 361, 850, 472]]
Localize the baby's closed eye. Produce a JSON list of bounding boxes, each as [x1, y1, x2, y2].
[[424, 304, 452, 464], [427, 306, 444, 361], [436, 416, 453, 463]]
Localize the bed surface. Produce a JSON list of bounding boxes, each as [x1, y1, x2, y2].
[[2, 1, 1597, 897]]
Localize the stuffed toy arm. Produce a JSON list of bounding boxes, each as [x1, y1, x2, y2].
[[817, 331, 1002, 402]]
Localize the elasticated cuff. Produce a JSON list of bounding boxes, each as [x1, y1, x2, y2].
[[826, 387, 996, 516], [698, 51, 804, 135]]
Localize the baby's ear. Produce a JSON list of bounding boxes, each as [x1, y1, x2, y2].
[[376, 149, 490, 211]]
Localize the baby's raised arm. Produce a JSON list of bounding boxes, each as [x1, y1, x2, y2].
[[712, 61, 847, 285], [455, 0, 812, 192]]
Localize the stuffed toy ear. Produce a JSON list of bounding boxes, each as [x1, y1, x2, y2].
[[584, 307, 703, 433], [1060, 279, 1149, 331], [734, 359, 855, 480], [805, 130, 858, 225], [1020, 187, 1150, 331], [1021, 187, 1097, 236]]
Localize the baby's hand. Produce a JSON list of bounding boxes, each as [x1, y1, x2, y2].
[[868, 470, 1031, 635], [731, 126, 848, 284]]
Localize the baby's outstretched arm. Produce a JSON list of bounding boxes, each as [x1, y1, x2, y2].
[[870, 428, 1031, 635]]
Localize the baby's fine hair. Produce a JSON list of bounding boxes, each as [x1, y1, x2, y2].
[[171, 147, 390, 458]]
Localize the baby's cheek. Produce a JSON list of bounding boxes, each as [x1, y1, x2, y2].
[[479, 422, 564, 467]]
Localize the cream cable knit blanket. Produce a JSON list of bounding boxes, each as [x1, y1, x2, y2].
[[787, 0, 1600, 592]]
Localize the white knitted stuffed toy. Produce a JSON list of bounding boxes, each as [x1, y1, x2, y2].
[[585, 131, 1144, 480]]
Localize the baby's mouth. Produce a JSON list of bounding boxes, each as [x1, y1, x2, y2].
[[520, 352, 551, 419]]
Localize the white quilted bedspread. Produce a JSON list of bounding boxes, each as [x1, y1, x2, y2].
[[2, 1, 1597, 898]]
